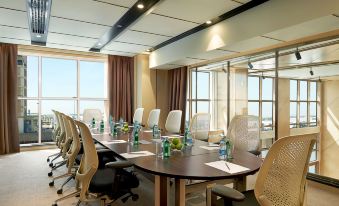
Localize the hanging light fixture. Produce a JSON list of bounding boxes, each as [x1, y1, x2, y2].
[[262, 72, 265, 79], [248, 59, 254, 69], [295, 47, 302, 60], [309, 67, 314, 76]]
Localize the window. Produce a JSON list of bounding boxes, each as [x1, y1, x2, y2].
[[289, 80, 318, 128], [186, 69, 210, 121], [17, 55, 107, 144], [247, 76, 274, 131]]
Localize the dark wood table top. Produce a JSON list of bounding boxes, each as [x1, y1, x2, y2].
[[92, 130, 262, 180]]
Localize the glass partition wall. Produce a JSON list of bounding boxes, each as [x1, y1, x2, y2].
[[17, 54, 108, 144]]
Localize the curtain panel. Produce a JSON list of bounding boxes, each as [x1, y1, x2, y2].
[[0, 43, 19, 154], [108, 55, 134, 123], [168, 66, 188, 132]]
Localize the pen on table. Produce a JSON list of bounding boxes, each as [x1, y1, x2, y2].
[[224, 161, 230, 170]]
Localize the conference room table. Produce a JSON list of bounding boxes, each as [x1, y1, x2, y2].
[[91, 129, 262, 206]]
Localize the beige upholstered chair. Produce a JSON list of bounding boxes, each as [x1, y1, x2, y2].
[[49, 115, 81, 194], [208, 130, 224, 143], [165, 110, 182, 134], [210, 133, 317, 206], [133, 108, 144, 124], [47, 110, 62, 163], [190, 113, 211, 141], [227, 115, 261, 156], [82, 108, 103, 124]]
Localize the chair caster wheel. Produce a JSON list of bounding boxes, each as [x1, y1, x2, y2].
[[47, 158, 50, 162], [48, 172, 53, 177], [49, 163, 53, 167], [57, 189, 63, 194], [49, 181, 54, 187], [132, 194, 139, 201]]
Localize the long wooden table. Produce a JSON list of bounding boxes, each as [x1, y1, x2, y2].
[[92, 129, 262, 206]]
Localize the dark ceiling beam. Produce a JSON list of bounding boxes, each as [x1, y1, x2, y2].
[[89, 0, 162, 52], [151, 0, 269, 51]]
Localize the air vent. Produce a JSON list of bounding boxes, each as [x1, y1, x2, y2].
[[26, 0, 52, 46]]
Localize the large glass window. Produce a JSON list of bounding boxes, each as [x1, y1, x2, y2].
[[289, 80, 318, 128], [17, 55, 107, 144]]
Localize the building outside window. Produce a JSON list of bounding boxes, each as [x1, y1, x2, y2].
[[17, 55, 108, 144]]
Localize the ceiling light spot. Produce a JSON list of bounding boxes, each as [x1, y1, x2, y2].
[[206, 20, 212, 24], [117, 24, 122, 28], [98, 43, 102, 46], [137, 4, 144, 9], [36, 34, 41, 38], [146, 49, 151, 52]]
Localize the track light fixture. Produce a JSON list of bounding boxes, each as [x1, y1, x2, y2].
[[309, 67, 314, 76], [262, 72, 265, 79], [295, 47, 302, 60], [222, 68, 227, 73], [248, 59, 253, 69]]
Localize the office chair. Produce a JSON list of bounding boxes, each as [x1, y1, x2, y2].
[[133, 108, 144, 124], [49, 115, 81, 194], [147, 109, 160, 129], [210, 133, 316, 206], [227, 115, 261, 156], [48, 111, 66, 168], [47, 110, 62, 163], [208, 130, 224, 143], [82, 108, 103, 124], [165, 110, 182, 134], [52, 120, 139, 206], [190, 113, 211, 141]]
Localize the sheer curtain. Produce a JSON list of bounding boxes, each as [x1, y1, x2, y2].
[[168, 66, 187, 132], [0, 43, 19, 154], [108, 55, 134, 123]]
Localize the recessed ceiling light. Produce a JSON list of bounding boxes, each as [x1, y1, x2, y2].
[[146, 49, 151, 52], [36, 34, 41, 38], [97, 43, 102, 46], [206, 20, 212, 24], [137, 4, 144, 9], [117, 24, 122, 28]]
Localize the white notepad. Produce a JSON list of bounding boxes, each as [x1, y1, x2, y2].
[[101, 140, 126, 145], [199, 146, 219, 151], [205, 160, 250, 174], [120, 151, 155, 159]]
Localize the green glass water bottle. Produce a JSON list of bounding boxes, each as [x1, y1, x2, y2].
[[133, 129, 139, 145], [100, 120, 104, 133], [113, 123, 118, 136], [163, 137, 170, 158], [91, 118, 96, 128]]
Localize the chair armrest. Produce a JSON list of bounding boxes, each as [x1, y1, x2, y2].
[[96, 148, 111, 153], [105, 160, 133, 169], [211, 185, 245, 202]]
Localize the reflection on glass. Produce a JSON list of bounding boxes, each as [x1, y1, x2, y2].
[[79, 100, 106, 121], [191, 101, 196, 117], [17, 100, 39, 144], [41, 100, 76, 142], [80, 61, 106, 98], [197, 101, 209, 113], [248, 102, 259, 117], [308, 165, 316, 174], [290, 102, 297, 128], [310, 150, 317, 162], [310, 102, 317, 127], [299, 102, 307, 128], [300, 81, 308, 101], [262, 78, 273, 100], [262, 102, 273, 131], [197, 72, 209, 99], [290, 80, 297, 101], [248, 77, 259, 100], [42, 57, 77, 97], [191, 71, 196, 99], [310, 81, 317, 101], [17, 55, 39, 97]]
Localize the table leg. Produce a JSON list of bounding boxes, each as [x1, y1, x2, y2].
[[155, 175, 169, 206], [234, 176, 247, 192], [175, 179, 186, 206], [206, 183, 217, 206]]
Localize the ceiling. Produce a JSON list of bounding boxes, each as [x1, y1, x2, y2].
[[0, 0, 249, 56]]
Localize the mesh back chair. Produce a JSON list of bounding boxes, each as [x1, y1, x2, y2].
[[82, 109, 103, 124], [227, 115, 261, 156], [210, 133, 317, 206], [165, 110, 182, 134], [133, 108, 144, 124], [49, 115, 81, 194], [52, 120, 139, 206], [190, 113, 211, 141], [47, 110, 62, 163], [208, 130, 224, 143], [147, 109, 160, 129]]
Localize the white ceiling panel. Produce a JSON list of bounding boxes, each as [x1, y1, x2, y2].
[[46, 43, 89, 52], [51, 0, 127, 26], [0, 26, 30, 41], [0, 0, 26, 10], [221, 36, 281, 52], [48, 33, 97, 48], [49, 17, 109, 39], [265, 15, 339, 42], [105, 41, 150, 53], [0, 8, 27, 28], [191, 49, 236, 60], [101, 49, 135, 57], [115, 30, 171, 47], [95, 0, 138, 8], [130, 13, 198, 36], [0, 37, 30, 45], [153, 0, 241, 23]]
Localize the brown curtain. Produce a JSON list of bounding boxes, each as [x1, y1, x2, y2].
[[0, 43, 19, 154], [108, 55, 134, 123], [168, 66, 187, 132]]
